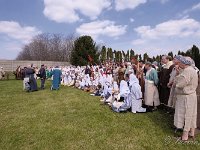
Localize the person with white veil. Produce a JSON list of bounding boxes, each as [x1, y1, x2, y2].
[[112, 79, 130, 112], [129, 73, 147, 113], [79, 76, 86, 90], [63, 71, 69, 86], [112, 80, 120, 101]]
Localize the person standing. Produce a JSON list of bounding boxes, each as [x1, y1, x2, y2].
[[144, 62, 160, 109], [118, 63, 126, 85], [39, 64, 46, 89], [158, 55, 174, 108], [167, 56, 180, 108], [25, 65, 38, 92], [51, 66, 62, 90], [173, 55, 198, 141]]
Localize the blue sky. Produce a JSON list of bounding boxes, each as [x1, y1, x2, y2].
[[0, 0, 200, 59]]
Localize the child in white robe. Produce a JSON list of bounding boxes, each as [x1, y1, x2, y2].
[[129, 73, 146, 113]]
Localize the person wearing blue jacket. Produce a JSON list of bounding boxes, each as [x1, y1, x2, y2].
[[50, 66, 62, 90]]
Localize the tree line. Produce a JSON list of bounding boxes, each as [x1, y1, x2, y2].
[[16, 34, 200, 69]]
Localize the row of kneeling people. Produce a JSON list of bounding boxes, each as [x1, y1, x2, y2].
[[61, 55, 200, 141]]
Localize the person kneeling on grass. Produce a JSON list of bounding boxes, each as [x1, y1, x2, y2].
[[128, 73, 150, 113], [112, 80, 131, 112], [100, 81, 113, 103]]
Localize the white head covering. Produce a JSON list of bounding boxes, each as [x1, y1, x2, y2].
[[129, 74, 139, 85], [113, 81, 119, 91], [129, 74, 142, 100], [184, 56, 199, 73], [120, 80, 130, 97]]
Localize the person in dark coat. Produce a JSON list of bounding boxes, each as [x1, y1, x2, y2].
[[158, 55, 174, 107], [51, 66, 62, 90], [25, 65, 38, 92], [39, 64, 46, 89]]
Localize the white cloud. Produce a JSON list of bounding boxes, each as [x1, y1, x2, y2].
[[0, 21, 41, 43], [115, 0, 147, 11], [76, 20, 127, 39], [179, 2, 200, 17], [0, 21, 41, 59], [190, 2, 200, 11], [133, 18, 200, 41], [132, 18, 200, 56], [43, 0, 111, 23]]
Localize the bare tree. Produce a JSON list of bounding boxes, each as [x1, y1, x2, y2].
[[16, 33, 75, 62]]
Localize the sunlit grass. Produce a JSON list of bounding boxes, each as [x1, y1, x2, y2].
[[0, 79, 199, 150]]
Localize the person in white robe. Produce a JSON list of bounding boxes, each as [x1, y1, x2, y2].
[[112, 80, 130, 112], [129, 73, 146, 113]]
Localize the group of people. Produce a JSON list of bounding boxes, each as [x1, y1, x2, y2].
[[20, 54, 199, 142]]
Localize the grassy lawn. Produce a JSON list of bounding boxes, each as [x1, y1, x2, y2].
[[0, 79, 199, 150]]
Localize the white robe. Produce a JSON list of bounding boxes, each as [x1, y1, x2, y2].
[[174, 66, 198, 131], [129, 74, 146, 113]]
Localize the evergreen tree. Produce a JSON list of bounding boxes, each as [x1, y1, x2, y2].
[[100, 46, 107, 62], [155, 55, 160, 62], [130, 49, 135, 60], [185, 45, 200, 69], [70, 35, 99, 66], [107, 48, 113, 61], [118, 51, 122, 62], [168, 51, 174, 58], [126, 50, 130, 62], [152, 56, 156, 61], [138, 54, 142, 61], [143, 53, 149, 62]]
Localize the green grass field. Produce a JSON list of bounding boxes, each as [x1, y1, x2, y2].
[[0, 79, 199, 150]]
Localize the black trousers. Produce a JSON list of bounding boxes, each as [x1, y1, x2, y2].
[[41, 78, 45, 89]]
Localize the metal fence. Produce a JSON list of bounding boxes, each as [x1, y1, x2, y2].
[[0, 60, 70, 71]]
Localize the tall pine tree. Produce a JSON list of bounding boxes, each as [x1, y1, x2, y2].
[[100, 46, 107, 63], [70, 36, 99, 66]]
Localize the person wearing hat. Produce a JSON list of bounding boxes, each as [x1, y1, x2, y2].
[[173, 55, 198, 141], [144, 62, 160, 110], [39, 64, 46, 89]]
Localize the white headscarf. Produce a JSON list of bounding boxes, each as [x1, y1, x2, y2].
[[129, 74, 142, 100], [113, 81, 119, 91], [129, 73, 139, 85], [120, 80, 130, 97]]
